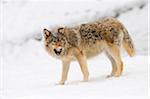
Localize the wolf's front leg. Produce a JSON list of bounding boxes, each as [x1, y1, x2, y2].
[[76, 52, 89, 82], [59, 60, 71, 85]]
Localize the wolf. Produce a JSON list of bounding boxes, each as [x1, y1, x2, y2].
[[43, 17, 135, 85]]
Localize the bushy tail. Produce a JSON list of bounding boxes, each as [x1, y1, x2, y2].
[[122, 28, 135, 57]]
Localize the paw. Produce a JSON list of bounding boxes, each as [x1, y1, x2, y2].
[[106, 70, 122, 78], [56, 81, 65, 85], [113, 71, 122, 77], [83, 76, 89, 82], [113, 73, 121, 77], [106, 74, 113, 78]]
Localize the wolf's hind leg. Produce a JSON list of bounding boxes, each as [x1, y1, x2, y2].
[[105, 51, 117, 78], [106, 45, 123, 77]]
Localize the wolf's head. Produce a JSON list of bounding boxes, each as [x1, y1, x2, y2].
[[43, 28, 69, 57]]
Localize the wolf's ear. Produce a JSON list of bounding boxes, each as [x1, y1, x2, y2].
[[58, 27, 65, 34], [43, 28, 51, 38]]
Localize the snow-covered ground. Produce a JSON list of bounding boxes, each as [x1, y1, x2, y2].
[[2, 40, 149, 97], [0, 0, 149, 98]]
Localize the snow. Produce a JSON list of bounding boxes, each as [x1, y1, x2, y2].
[[0, 0, 149, 98], [2, 40, 148, 97]]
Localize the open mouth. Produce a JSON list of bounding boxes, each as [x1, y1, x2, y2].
[[54, 48, 62, 55]]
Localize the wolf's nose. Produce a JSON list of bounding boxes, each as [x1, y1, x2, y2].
[[56, 47, 62, 52]]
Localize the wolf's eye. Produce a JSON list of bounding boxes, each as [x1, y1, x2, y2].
[[51, 41, 56, 45], [51, 40, 56, 45]]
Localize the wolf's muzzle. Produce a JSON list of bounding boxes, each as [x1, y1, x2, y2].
[[53, 47, 62, 55]]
